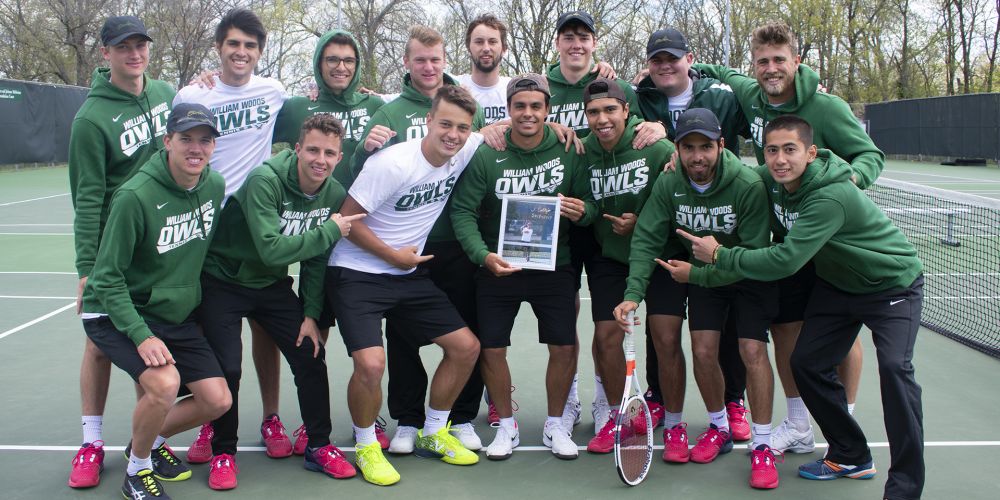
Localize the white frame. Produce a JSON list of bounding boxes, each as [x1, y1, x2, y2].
[[497, 194, 561, 271]]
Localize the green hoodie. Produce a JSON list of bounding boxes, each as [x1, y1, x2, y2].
[[451, 127, 597, 267], [715, 149, 922, 294], [634, 70, 748, 155], [273, 30, 384, 189], [84, 149, 225, 345], [203, 149, 347, 318], [695, 63, 884, 189], [546, 63, 642, 137], [582, 115, 673, 264], [624, 148, 770, 303], [69, 67, 176, 279]]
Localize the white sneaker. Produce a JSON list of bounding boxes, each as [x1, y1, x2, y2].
[[449, 422, 483, 451], [387, 425, 418, 454], [592, 398, 610, 435], [771, 417, 815, 453], [542, 421, 578, 460], [486, 424, 519, 460], [561, 397, 582, 431]]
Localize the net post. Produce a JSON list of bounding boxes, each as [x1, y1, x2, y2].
[[940, 211, 961, 247]]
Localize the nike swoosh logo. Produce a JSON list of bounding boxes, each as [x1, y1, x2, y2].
[[282, 201, 292, 206], [890, 299, 905, 306], [406, 112, 418, 118], [112, 113, 123, 122], [308, 106, 320, 111], [156, 202, 168, 209], [674, 192, 686, 197], [751, 105, 760, 110], [771, 188, 779, 193], [496, 157, 509, 163]]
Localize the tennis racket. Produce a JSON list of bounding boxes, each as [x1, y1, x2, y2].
[[614, 311, 653, 486]]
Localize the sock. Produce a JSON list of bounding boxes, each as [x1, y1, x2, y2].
[[81, 415, 103, 445], [151, 435, 166, 450], [593, 375, 607, 403], [847, 403, 856, 415], [569, 373, 579, 402], [545, 415, 563, 430], [663, 411, 683, 429], [786, 397, 811, 431], [423, 406, 449, 435], [752, 423, 772, 448], [499, 417, 517, 432], [709, 409, 729, 432], [353, 424, 377, 446], [126, 452, 153, 476]]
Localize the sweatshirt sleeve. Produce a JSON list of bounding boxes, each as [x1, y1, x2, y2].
[[693, 64, 759, 106], [621, 81, 644, 120], [242, 175, 341, 268], [571, 156, 598, 227], [818, 97, 885, 189], [350, 108, 395, 179], [450, 156, 492, 265], [717, 197, 846, 280], [69, 118, 109, 278], [624, 176, 675, 303], [689, 180, 770, 288], [89, 191, 154, 346]]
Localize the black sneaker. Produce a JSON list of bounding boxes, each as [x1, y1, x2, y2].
[[124, 442, 192, 482], [122, 469, 170, 499]]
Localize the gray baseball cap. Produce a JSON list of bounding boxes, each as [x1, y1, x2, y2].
[[674, 108, 722, 142], [646, 28, 690, 59], [507, 73, 551, 101], [167, 103, 220, 137], [101, 16, 152, 46]]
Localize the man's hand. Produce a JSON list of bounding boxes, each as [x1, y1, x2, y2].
[[558, 193, 586, 222], [603, 212, 637, 236], [675, 229, 720, 264], [363, 125, 396, 152], [391, 246, 434, 271], [632, 121, 667, 149], [631, 68, 650, 85], [137, 337, 175, 367], [307, 83, 319, 102], [482, 122, 511, 151], [296, 317, 322, 358], [546, 122, 584, 154], [656, 258, 692, 283], [331, 213, 366, 238], [484, 253, 521, 277], [613, 300, 640, 331], [663, 150, 678, 172], [187, 69, 220, 89], [593, 60, 617, 79], [76, 276, 88, 314]]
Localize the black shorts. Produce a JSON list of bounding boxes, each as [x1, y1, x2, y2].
[[773, 261, 817, 324], [475, 265, 576, 348], [327, 267, 467, 353], [83, 316, 223, 385], [687, 279, 778, 342], [569, 225, 600, 291], [586, 257, 686, 322]]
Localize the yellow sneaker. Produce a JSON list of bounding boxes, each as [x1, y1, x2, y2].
[[414, 423, 480, 465], [355, 442, 400, 486]]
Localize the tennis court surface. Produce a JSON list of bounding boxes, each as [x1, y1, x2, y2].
[[0, 161, 997, 499]]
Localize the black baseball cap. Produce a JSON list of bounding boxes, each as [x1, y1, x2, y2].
[[507, 74, 551, 101], [674, 108, 722, 142], [583, 77, 626, 104], [556, 11, 596, 34], [100, 16, 152, 47], [167, 103, 220, 137], [646, 28, 690, 59]]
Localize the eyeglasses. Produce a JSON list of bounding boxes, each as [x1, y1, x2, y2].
[[323, 56, 357, 68]]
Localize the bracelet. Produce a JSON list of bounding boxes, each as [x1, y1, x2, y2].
[[711, 244, 721, 264]]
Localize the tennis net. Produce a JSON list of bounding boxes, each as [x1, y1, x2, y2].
[[867, 177, 1000, 358]]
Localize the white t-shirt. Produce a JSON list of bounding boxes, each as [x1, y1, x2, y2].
[[668, 80, 694, 128], [521, 226, 533, 242], [329, 133, 485, 275], [174, 75, 286, 198], [456, 73, 510, 124]]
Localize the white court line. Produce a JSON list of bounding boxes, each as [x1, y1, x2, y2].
[[0, 193, 69, 207], [885, 172, 1000, 184], [0, 271, 76, 275], [0, 302, 75, 340], [0, 295, 75, 300], [0, 224, 71, 227], [1, 441, 998, 453], [0, 233, 72, 236]]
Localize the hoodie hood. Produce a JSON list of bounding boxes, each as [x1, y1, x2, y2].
[[261, 148, 327, 199], [783, 149, 852, 202], [88, 67, 153, 102], [583, 115, 645, 156], [312, 29, 365, 106], [757, 64, 819, 114], [546, 62, 597, 88], [400, 72, 461, 106], [138, 148, 215, 195], [677, 146, 742, 196]]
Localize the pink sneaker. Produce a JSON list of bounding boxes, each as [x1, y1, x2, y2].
[[187, 423, 213, 464], [726, 400, 751, 442], [68, 441, 104, 488], [633, 401, 666, 434], [586, 416, 617, 453], [261, 415, 293, 458], [485, 386, 518, 427], [690, 424, 734, 464], [208, 453, 239, 490], [304, 444, 357, 479], [662, 423, 690, 463], [292, 425, 308, 456], [375, 416, 390, 450], [750, 444, 784, 489]]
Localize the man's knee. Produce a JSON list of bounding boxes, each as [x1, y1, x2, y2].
[[353, 350, 385, 384], [140, 367, 181, 406]]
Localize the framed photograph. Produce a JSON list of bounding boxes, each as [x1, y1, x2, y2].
[[497, 194, 561, 271]]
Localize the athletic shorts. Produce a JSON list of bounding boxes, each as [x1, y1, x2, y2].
[[687, 279, 778, 342], [772, 261, 817, 324], [569, 225, 601, 291], [327, 267, 466, 353], [587, 257, 687, 322], [475, 265, 576, 348], [83, 316, 223, 385]]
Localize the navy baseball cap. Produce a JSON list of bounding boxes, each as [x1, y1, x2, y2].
[[100, 16, 152, 46], [647, 28, 690, 59], [674, 108, 722, 142], [556, 11, 596, 34]]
